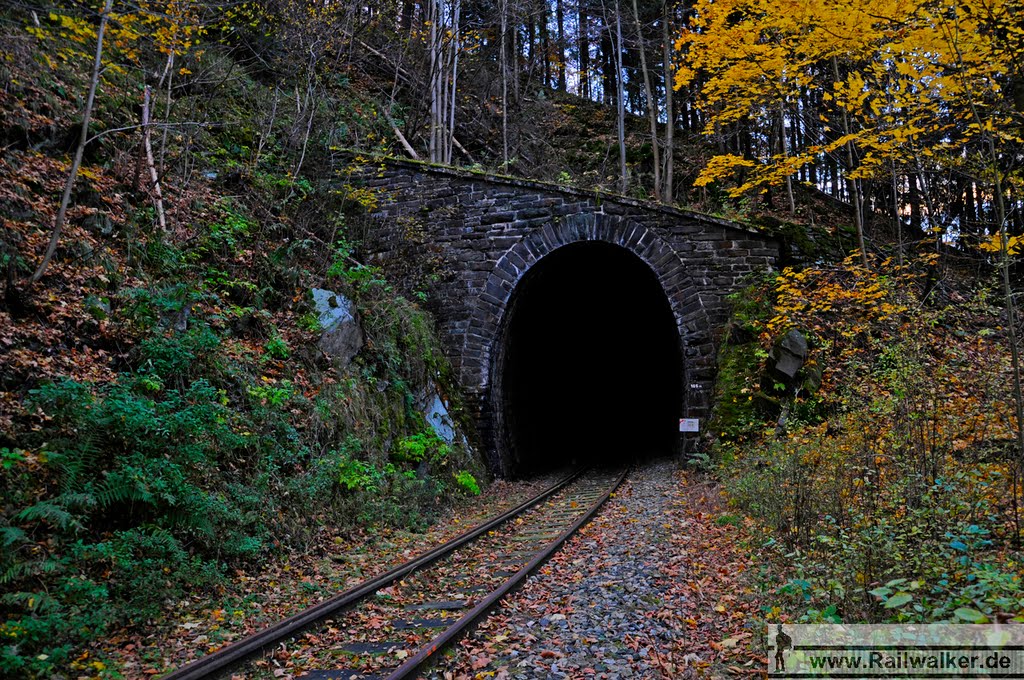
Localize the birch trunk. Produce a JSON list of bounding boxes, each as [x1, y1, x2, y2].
[[661, 0, 674, 202], [142, 86, 167, 232]]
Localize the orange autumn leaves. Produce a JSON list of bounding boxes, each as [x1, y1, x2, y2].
[[765, 254, 1018, 443], [750, 254, 1019, 528]]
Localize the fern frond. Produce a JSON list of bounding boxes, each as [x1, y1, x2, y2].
[[96, 476, 154, 509], [0, 525, 27, 548], [58, 491, 98, 511], [164, 507, 213, 537], [1, 558, 62, 586], [16, 500, 80, 530], [53, 431, 103, 494], [0, 589, 59, 612]]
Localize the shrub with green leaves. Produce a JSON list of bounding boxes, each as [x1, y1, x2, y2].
[[718, 259, 1024, 625], [454, 470, 480, 495], [394, 431, 451, 465]]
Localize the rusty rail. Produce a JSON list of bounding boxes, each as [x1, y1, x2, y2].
[[383, 467, 629, 679], [162, 468, 586, 680]]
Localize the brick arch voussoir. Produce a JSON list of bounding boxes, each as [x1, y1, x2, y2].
[[466, 211, 707, 392]]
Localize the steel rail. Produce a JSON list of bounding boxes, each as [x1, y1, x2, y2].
[[162, 467, 586, 680], [382, 466, 630, 680]]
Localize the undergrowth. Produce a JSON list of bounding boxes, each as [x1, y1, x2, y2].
[[0, 7, 482, 674], [711, 252, 1024, 625]]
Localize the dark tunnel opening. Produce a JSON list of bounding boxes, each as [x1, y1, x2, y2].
[[494, 241, 684, 476]]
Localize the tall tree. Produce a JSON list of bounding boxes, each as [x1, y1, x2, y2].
[[661, 0, 674, 201], [428, 0, 461, 163], [556, 0, 566, 90], [612, 0, 627, 192], [578, 0, 590, 98], [500, 0, 510, 166], [630, 0, 661, 199]]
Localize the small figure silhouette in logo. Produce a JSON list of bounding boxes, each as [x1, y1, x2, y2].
[[774, 623, 792, 672]]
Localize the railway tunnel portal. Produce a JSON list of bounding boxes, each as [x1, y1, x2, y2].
[[349, 157, 781, 475]]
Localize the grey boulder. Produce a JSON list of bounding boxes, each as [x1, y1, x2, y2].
[[312, 288, 363, 367], [768, 329, 808, 383]]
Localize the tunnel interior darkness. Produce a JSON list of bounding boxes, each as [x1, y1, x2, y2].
[[494, 241, 683, 475]]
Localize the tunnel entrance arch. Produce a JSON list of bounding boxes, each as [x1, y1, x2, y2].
[[467, 213, 700, 477], [491, 241, 684, 475]]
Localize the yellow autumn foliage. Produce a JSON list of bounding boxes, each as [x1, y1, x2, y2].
[[675, 0, 1024, 197]]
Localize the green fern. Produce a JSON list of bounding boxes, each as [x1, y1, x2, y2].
[[0, 589, 59, 613], [52, 431, 103, 494], [0, 525, 27, 548], [95, 475, 155, 510], [57, 492, 98, 511], [163, 505, 214, 537], [16, 500, 80, 531], [1, 558, 62, 587]]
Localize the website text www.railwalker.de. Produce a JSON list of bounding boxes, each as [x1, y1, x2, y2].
[[769, 624, 1024, 677], [805, 650, 1014, 672]]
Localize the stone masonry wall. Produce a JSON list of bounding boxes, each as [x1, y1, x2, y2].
[[342, 157, 781, 473]]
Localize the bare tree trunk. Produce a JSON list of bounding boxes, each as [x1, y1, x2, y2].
[[428, 0, 440, 161], [512, 0, 520, 102], [613, 0, 627, 193], [400, 0, 414, 31], [142, 86, 167, 231], [913, 154, 940, 248], [254, 86, 280, 169], [832, 57, 868, 267], [779, 97, 795, 214], [600, 26, 614, 105], [556, 0, 566, 91], [385, 108, 419, 159], [444, 0, 461, 164], [501, 0, 509, 166], [292, 106, 315, 184], [631, 0, 660, 200], [891, 162, 903, 266], [535, 0, 547, 88], [30, 0, 114, 285], [578, 2, 589, 99], [661, 0, 674, 202], [157, 43, 175, 175], [428, 0, 459, 164]]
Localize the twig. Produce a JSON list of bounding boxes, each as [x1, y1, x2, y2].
[[86, 121, 217, 145]]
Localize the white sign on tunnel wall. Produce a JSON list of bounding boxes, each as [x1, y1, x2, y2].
[[679, 418, 700, 433]]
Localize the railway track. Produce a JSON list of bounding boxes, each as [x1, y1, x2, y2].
[[163, 466, 627, 680]]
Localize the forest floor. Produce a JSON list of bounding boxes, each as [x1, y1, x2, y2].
[[92, 460, 774, 679], [83, 474, 563, 678], [430, 460, 773, 680], [82, 461, 778, 679]]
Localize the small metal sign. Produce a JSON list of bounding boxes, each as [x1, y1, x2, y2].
[[679, 418, 700, 433]]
